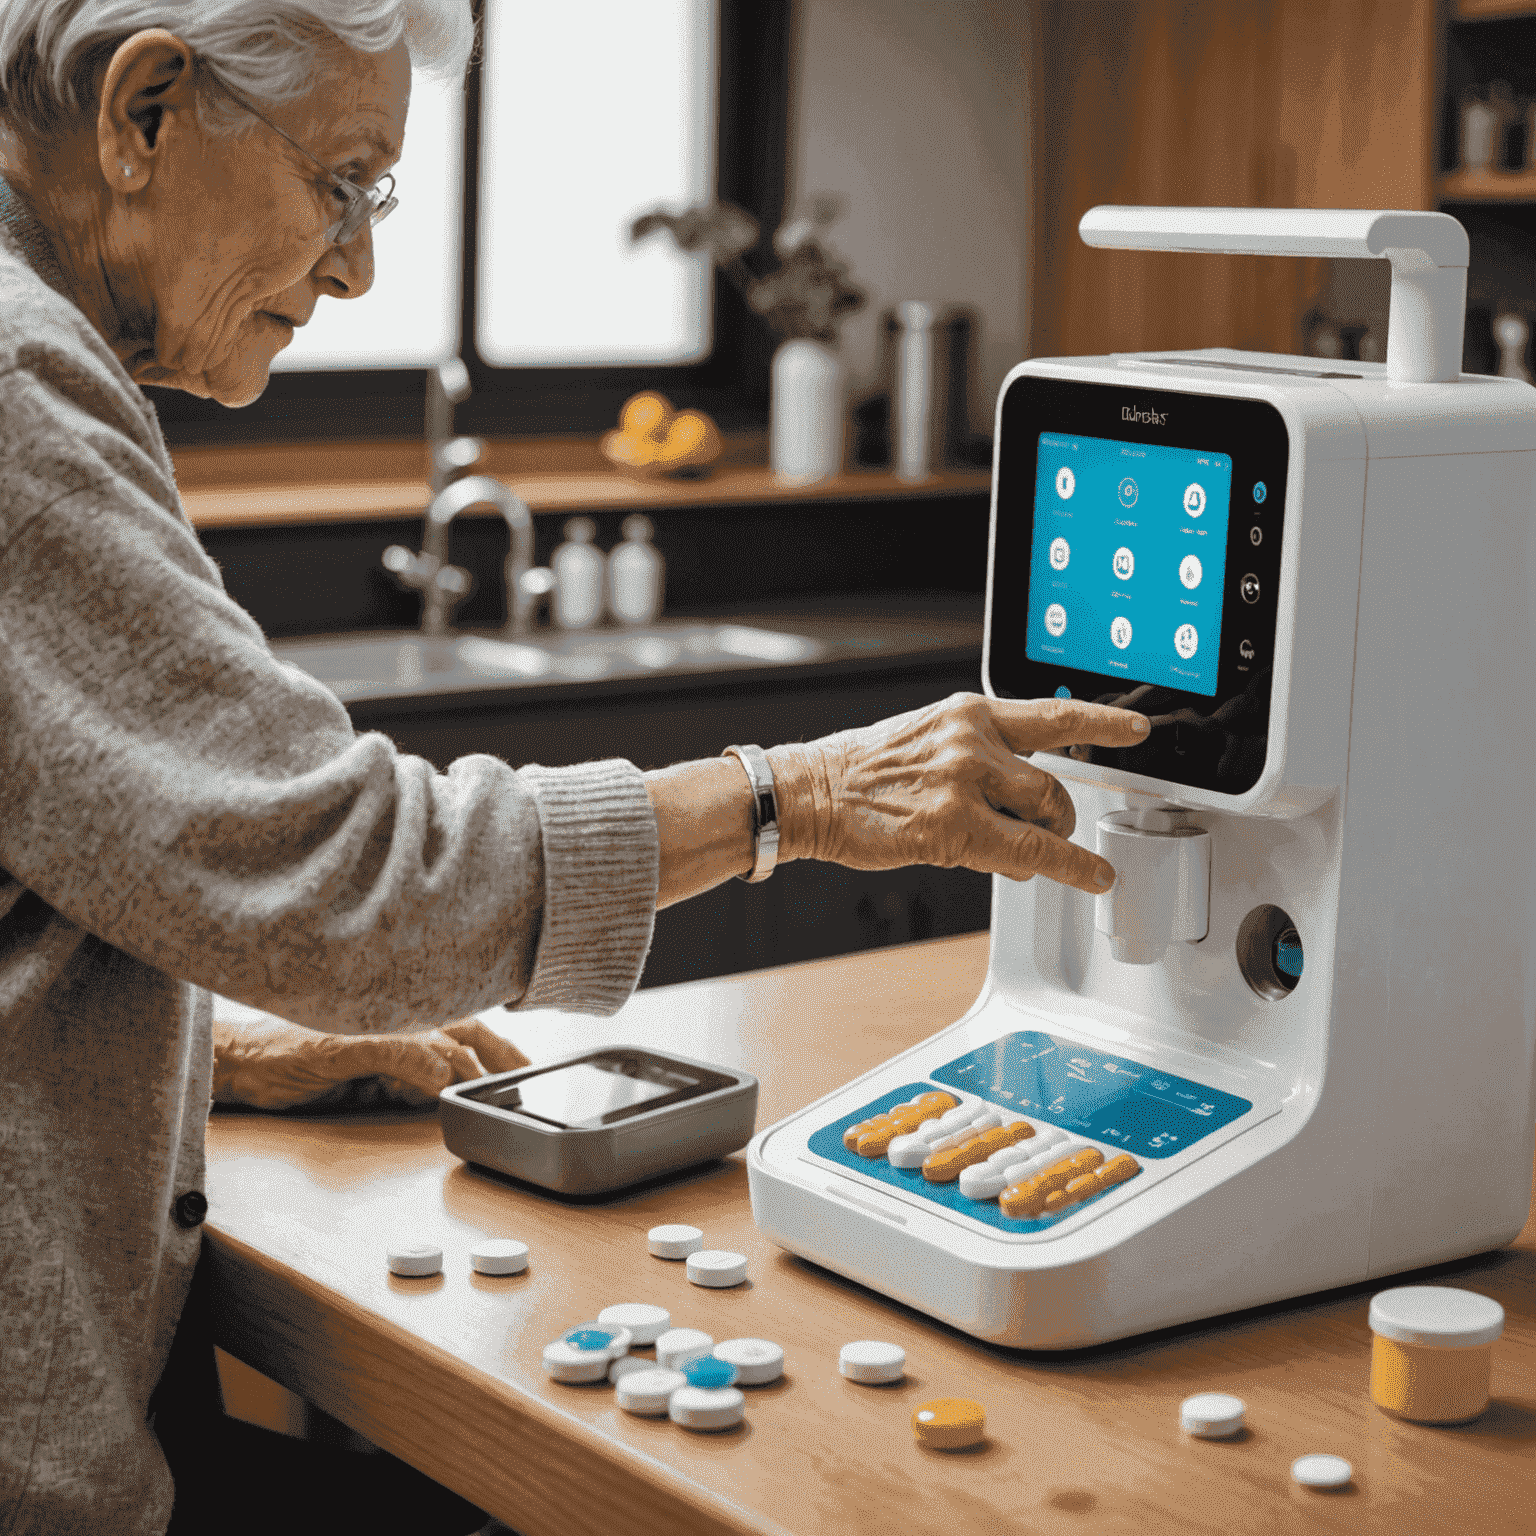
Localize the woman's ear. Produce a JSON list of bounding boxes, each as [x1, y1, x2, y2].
[[95, 28, 197, 185]]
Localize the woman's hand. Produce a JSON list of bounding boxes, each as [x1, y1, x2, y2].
[[212, 1007, 531, 1112], [767, 694, 1149, 892]]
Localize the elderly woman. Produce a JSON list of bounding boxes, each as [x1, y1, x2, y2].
[[0, 2, 1146, 1533]]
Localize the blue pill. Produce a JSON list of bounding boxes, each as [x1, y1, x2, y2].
[[565, 1328, 616, 1351], [681, 1355, 739, 1389]]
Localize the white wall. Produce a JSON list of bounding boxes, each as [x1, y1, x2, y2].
[[787, 0, 1033, 434]]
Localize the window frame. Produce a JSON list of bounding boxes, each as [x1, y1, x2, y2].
[[150, 0, 791, 449]]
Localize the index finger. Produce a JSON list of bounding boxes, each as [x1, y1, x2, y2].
[[441, 1017, 532, 1074], [988, 697, 1150, 756]]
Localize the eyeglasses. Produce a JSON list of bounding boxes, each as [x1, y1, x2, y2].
[[202, 69, 398, 245]]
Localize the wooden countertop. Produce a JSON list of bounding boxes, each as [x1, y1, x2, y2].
[[204, 933, 1536, 1536], [171, 433, 992, 530]]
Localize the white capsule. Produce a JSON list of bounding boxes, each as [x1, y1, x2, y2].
[[655, 1327, 715, 1371], [597, 1303, 671, 1346], [1291, 1454, 1352, 1489], [934, 1104, 978, 1132], [542, 1340, 611, 1383], [686, 1250, 748, 1288], [958, 1165, 1011, 1200], [648, 1223, 705, 1259], [387, 1243, 442, 1278], [469, 1239, 529, 1276], [669, 1385, 745, 1431], [839, 1340, 906, 1384], [713, 1337, 785, 1386], [616, 1366, 689, 1415], [1180, 1393, 1246, 1438], [887, 1133, 933, 1168]]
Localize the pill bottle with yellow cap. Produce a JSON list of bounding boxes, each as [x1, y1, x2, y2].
[[1368, 1286, 1504, 1424]]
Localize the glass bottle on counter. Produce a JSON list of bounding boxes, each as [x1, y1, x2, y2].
[[551, 516, 605, 630], [607, 514, 665, 626]]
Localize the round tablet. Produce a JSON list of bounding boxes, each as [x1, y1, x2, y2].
[[542, 1340, 611, 1383], [470, 1239, 529, 1276], [713, 1338, 785, 1386], [681, 1355, 739, 1390], [912, 1397, 986, 1450], [597, 1303, 671, 1346], [669, 1385, 746, 1431], [387, 1243, 443, 1278], [1180, 1392, 1246, 1439], [648, 1224, 705, 1260], [1291, 1454, 1352, 1489], [559, 1324, 632, 1361], [839, 1340, 906, 1384], [655, 1327, 715, 1371], [608, 1354, 655, 1386], [616, 1367, 688, 1416], [686, 1250, 748, 1288]]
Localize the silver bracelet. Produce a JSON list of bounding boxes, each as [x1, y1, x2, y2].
[[723, 744, 779, 883]]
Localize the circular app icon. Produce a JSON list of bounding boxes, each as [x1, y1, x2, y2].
[[1056, 466, 1076, 499], [1253, 481, 1267, 504], [1183, 483, 1206, 517], [1049, 536, 1071, 571], [1174, 623, 1199, 660], [1112, 546, 1135, 580], [1179, 553, 1203, 589], [1044, 603, 1067, 637], [1054, 685, 1071, 700], [1110, 616, 1133, 650], [1118, 476, 1139, 509], [1241, 573, 1261, 604], [1249, 525, 1263, 546]]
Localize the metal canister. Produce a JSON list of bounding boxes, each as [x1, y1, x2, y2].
[[882, 302, 973, 481]]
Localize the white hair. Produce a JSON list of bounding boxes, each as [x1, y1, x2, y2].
[[0, 0, 474, 139]]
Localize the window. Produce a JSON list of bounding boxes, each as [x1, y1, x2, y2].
[[150, 0, 789, 448]]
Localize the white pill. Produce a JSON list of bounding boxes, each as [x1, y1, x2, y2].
[[387, 1243, 443, 1278], [469, 1239, 529, 1276], [542, 1341, 611, 1383], [887, 1133, 933, 1168], [1180, 1393, 1246, 1438], [608, 1354, 655, 1386], [1291, 1454, 1352, 1489], [839, 1340, 906, 1384], [958, 1165, 1011, 1200], [655, 1327, 715, 1371], [648, 1223, 705, 1259], [934, 1104, 977, 1132], [713, 1337, 785, 1386], [616, 1366, 688, 1415], [686, 1250, 748, 1288], [597, 1303, 671, 1346], [669, 1385, 746, 1430], [559, 1323, 632, 1361]]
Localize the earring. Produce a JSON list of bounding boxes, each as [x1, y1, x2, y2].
[[121, 164, 133, 178]]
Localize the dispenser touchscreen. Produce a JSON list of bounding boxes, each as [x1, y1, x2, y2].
[[1027, 434, 1232, 697]]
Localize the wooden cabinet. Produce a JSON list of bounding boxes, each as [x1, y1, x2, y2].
[[1031, 0, 1439, 359]]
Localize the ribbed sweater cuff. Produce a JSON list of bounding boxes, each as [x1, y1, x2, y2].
[[518, 759, 658, 1014]]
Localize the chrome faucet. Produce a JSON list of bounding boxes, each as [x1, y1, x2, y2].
[[384, 475, 539, 638], [424, 356, 483, 497]]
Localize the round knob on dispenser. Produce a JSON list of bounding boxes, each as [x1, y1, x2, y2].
[[1095, 809, 1211, 966]]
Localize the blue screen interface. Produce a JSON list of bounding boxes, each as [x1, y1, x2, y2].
[[1026, 432, 1232, 697]]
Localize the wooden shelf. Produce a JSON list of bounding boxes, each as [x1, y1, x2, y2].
[[177, 442, 992, 531], [1439, 167, 1536, 202]]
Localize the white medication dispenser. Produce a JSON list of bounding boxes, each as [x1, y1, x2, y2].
[[747, 208, 1536, 1348]]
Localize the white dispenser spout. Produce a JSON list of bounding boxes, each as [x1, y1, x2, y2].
[[1078, 206, 1470, 385], [1095, 809, 1212, 966]]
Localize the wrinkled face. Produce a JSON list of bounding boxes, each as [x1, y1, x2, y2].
[[129, 37, 410, 405]]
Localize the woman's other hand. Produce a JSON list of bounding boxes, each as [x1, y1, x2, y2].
[[212, 1007, 531, 1112], [768, 694, 1149, 893]]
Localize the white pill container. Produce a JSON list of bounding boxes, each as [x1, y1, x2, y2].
[[1368, 1286, 1504, 1424]]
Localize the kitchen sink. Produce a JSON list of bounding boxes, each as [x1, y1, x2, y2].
[[273, 622, 827, 703]]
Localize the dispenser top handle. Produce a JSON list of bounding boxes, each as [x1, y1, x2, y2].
[[1078, 206, 1470, 384]]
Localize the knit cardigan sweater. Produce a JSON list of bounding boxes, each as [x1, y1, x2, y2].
[[0, 181, 659, 1535]]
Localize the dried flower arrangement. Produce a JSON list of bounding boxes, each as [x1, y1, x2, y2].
[[630, 193, 867, 344]]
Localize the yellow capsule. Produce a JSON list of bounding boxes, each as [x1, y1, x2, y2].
[[1044, 1188, 1070, 1212], [1062, 1173, 1099, 1205], [855, 1110, 930, 1157], [922, 1122, 1015, 1182], [914, 1091, 959, 1114], [843, 1111, 898, 1151], [912, 1397, 986, 1450], [999, 1177, 1047, 1218], [1095, 1154, 1142, 1190]]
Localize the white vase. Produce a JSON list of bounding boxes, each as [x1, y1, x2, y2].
[[770, 339, 846, 482]]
